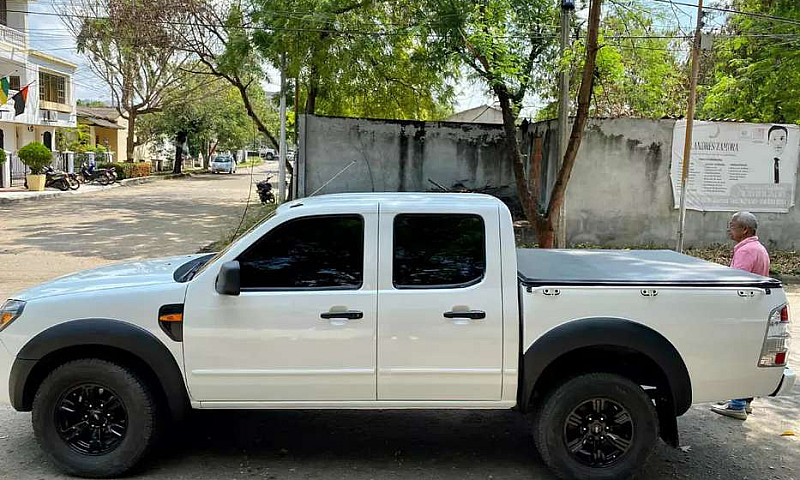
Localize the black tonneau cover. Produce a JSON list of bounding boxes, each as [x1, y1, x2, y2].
[[517, 249, 781, 289]]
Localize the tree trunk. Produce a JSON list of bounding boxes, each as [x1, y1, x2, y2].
[[502, 0, 603, 248], [544, 0, 603, 229], [125, 110, 137, 163], [305, 71, 318, 115], [173, 131, 187, 174]]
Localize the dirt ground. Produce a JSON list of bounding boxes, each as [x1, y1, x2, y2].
[[0, 170, 797, 479]]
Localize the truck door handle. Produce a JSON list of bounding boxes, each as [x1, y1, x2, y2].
[[443, 310, 486, 320], [320, 310, 363, 320]]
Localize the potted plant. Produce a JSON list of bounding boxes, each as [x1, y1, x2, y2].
[[18, 142, 52, 191]]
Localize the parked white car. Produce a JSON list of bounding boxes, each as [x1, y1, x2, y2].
[[0, 193, 794, 479], [209, 154, 236, 174]]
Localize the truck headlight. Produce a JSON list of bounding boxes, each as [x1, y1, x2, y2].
[[0, 299, 25, 332]]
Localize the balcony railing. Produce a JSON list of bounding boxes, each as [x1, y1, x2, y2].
[[0, 23, 25, 48]]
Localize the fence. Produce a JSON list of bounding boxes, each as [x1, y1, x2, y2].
[[8, 152, 85, 187]]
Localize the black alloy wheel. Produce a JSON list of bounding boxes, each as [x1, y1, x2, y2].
[[562, 397, 634, 467], [534, 373, 658, 480], [54, 383, 128, 455]]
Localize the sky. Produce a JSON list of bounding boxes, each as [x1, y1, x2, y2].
[[24, 0, 701, 116]]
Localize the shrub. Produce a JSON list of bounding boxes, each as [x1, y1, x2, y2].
[[18, 142, 52, 174], [0, 149, 6, 164], [98, 162, 151, 180]]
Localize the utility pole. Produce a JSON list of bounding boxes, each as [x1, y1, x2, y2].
[[278, 55, 287, 204], [676, 0, 704, 253], [556, 0, 574, 248]]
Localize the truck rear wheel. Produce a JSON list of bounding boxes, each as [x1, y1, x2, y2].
[[32, 359, 159, 478], [534, 373, 658, 480]]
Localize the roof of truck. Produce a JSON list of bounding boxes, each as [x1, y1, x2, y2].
[[517, 249, 781, 289], [279, 192, 504, 211]]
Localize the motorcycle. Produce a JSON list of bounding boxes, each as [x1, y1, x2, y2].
[[43, 166, 71, 191], [77, 162, 114, 185], [257, 175, 276, 204]]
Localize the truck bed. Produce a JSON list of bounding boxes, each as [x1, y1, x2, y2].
[[516, 249, 780, 288]]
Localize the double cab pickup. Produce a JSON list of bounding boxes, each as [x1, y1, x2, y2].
[[0, 193, 794, 479]]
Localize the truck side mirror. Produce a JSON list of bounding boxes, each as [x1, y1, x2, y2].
[[215, 261, 241, 296]]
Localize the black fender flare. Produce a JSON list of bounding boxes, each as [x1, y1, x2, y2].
[[10, 318, 188, 419], [519, 317, 692, 416]]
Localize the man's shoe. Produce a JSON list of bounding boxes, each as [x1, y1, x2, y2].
[[711, 403, 748, 420]]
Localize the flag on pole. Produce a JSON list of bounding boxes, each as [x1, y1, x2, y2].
[[0, 78, 8, 104], [12, 84, 28, 116]]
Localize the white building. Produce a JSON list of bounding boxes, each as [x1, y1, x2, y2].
[[0, 0, 78, 187]]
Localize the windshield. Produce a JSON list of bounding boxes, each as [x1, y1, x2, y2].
[[190, 209, 279, 279], [213, 157, 232, 163]]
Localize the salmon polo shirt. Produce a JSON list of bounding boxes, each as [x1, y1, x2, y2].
[[731, 236, 770, 276]]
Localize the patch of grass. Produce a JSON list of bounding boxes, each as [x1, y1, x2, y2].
[[199, 202, 277, 253], [238, 158, 264, 169]]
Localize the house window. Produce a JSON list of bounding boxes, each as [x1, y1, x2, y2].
[[9, 75, 19, 91], [39, 71, 66, 104]]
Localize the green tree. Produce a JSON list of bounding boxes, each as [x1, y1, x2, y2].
[[63, 0, 189, 161], [701, 0, 800, 123], [537, 5, 687, 120], [248, 0, 456, 119], [412, 0, 603, 247], [146, 74, 278, 173]]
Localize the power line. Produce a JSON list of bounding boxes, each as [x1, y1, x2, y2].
[[651, 0, 800, 27]]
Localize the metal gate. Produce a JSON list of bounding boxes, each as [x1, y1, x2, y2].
[[52, 152, 68, 172], [9, 153, 27, 186]]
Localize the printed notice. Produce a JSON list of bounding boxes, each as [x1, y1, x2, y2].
[[671, 121, 799, 212]]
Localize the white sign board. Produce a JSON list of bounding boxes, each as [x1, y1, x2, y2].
[[670, 120, 799, 212]]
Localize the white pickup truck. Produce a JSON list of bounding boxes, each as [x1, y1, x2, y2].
[[0, 193, 794, 479]]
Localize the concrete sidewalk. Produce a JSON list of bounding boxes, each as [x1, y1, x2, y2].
[[0, 172, 194, 204]]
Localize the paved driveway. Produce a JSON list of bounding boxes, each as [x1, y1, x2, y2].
[[0, 172, 797, 479], [0, 167, 271, 302]]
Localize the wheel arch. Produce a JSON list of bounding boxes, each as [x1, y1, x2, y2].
[[10, 318, 189, 420], [519, 317, 692, 447]]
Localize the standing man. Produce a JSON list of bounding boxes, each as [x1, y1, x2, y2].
[[711, 211, 770, 420]]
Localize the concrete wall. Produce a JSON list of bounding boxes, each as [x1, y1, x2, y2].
[[544, 118, 800, 250], [299, 115, 800, 249], [298, 115, 517, 208]]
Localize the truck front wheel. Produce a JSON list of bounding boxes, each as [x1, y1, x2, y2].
[[31, 359, 160, 478], [534, 373, 658, 480]]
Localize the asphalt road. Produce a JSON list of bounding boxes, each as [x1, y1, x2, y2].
[[0, 170, 797, 479]]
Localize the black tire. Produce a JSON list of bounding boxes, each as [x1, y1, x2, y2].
[[68, 176, 80, 190], [56, 178, 70, 191], [534, 373, 658, 480], [266, 152, 274, 160], [97, 174, 110, 186], [32, 359, 160, 478]]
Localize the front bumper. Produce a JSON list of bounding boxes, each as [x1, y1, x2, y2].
[[770, 368, 797, 397], [0, 339, 12, 405]]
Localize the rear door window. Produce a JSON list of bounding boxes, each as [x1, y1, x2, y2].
[[393, 214, 485, 289]]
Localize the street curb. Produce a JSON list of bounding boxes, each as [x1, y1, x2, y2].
[[0, 172, 199, 205]]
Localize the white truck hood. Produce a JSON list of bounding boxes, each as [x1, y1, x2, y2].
[[10, 254, 206, 301]]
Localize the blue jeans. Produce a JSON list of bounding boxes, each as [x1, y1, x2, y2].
[[729, 398, 748, 410]]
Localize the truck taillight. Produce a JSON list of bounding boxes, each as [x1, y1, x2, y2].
[[759, 305, 791, 367]]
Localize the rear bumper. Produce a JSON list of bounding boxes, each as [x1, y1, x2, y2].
[[770, 368, 796, 397]]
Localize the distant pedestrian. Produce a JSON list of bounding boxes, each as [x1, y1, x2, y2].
[[711, 211, 770, 420]]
